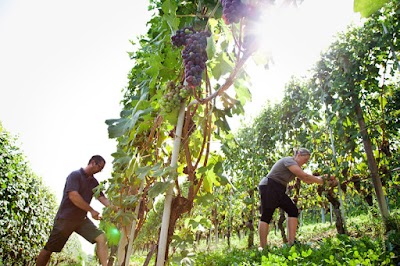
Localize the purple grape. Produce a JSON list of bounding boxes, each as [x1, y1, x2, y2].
[[221, 0, 246, 25], [172, 28, 210, 88], [171, 27, 195, 47]]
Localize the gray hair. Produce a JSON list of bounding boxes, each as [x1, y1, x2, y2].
[[295, 148, 311, 156]]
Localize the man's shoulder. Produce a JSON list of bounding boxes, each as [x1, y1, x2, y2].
[[68, 168, 85, 179], [90, 176, 100, 185], [281, 157, 297, 166], [278, 157, 294, 162]]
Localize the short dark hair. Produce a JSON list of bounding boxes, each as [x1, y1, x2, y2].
[[295, 148, 311, 156], [88, 155, 105, 165]]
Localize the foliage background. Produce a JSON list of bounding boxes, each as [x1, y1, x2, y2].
[[0, 123, 86, 266]]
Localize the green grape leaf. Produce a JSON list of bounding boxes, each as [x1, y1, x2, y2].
[[202, 165, 220, 193], [212, 52, 234, 80], [106, 108, 152, 139], [136, 165, 152, 180], [233, 78, 252, 105], [194, 192, 215, 206], [206, 35, 216, 60], [148, 181, 173, 199], [162, 0, 179, 32], [353, 0, 390, 17]]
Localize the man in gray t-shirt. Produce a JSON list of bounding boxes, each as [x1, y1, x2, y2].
[[258, 148, 338, 250], [36, 155, 112, 266], [259, 157, 298, 187]]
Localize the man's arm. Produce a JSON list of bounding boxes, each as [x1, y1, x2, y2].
[[288, 165, 338, 186], [98, 195, 110, 207], [68, 191, 101, 220], [98, 195, 120, 213], [287, 165, 324, 185]]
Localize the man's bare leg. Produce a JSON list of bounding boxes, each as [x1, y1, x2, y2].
[[36, 249, 52, 266], [258, 221, 269, 249], [287, 217, 298, 245], [95, 233, 108, 266]]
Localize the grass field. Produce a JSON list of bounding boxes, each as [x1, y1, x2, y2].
[[127, 209, 399, 265]]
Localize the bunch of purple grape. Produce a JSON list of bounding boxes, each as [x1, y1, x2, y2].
[[182, 31, 210, 88], [221, 0, 246, 25], [171, 28, 211, 88], [171, 27, 195, 47]]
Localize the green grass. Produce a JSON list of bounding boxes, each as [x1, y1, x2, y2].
[[194, 235, 394, 266], [129, 209, 400, 265]]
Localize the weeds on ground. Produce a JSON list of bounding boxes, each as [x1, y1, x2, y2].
[[192, 209, 400, 266], [193, 235, 394, 265]]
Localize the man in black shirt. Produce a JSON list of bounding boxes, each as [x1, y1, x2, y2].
[[36, 155, 111, 266]]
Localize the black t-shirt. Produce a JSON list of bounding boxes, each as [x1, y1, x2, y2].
[[55, 168, 104, 220]]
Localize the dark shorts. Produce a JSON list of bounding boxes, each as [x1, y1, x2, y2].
[[44, 217, 103, 252], [259, 178, 299, 223]]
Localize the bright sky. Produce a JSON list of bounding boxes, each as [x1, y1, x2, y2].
[[0, 0, 359, 256], [0, 0, 151, 199], [243, 0, 360, 120]]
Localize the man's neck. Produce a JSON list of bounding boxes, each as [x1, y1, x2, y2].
[[83, 167, 93, 177]]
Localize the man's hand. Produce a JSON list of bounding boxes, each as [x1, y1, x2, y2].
[[109, 204, 120, 212], [327, 175, 338, 187], [90, 210, 102, 220]]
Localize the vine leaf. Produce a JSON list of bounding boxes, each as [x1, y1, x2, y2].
[[106, 117, 132, 139], [106, 108, 152, 139], [145, 53, 164, 87], [135, 163, 165, 180], [163, 107, 180, 125], [353, 0, 390, 17], [162, 0, 179, 32], [233, 78, 252, 106], [211, 53, 234, 80], [206, 35, 216, 60], [125, 195, 139, 205], [195, 192, 215, 206], [136, 165, 152, 180], [148, 181, 174, 199], [214, 108, 231, 132], [199, 164, 220, 193], [111, 150, 131, 167]]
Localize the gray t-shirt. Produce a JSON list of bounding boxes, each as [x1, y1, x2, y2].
[[55, 168, 104, 220], [259, 157, 298, 187]]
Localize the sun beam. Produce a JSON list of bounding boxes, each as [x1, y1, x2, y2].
[[240, 0, 359, 121]]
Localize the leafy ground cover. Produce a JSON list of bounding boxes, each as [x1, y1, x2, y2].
[[127, 209, 399, 265], [194, 235, 393, 266], [190, 210, 400, 265]]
